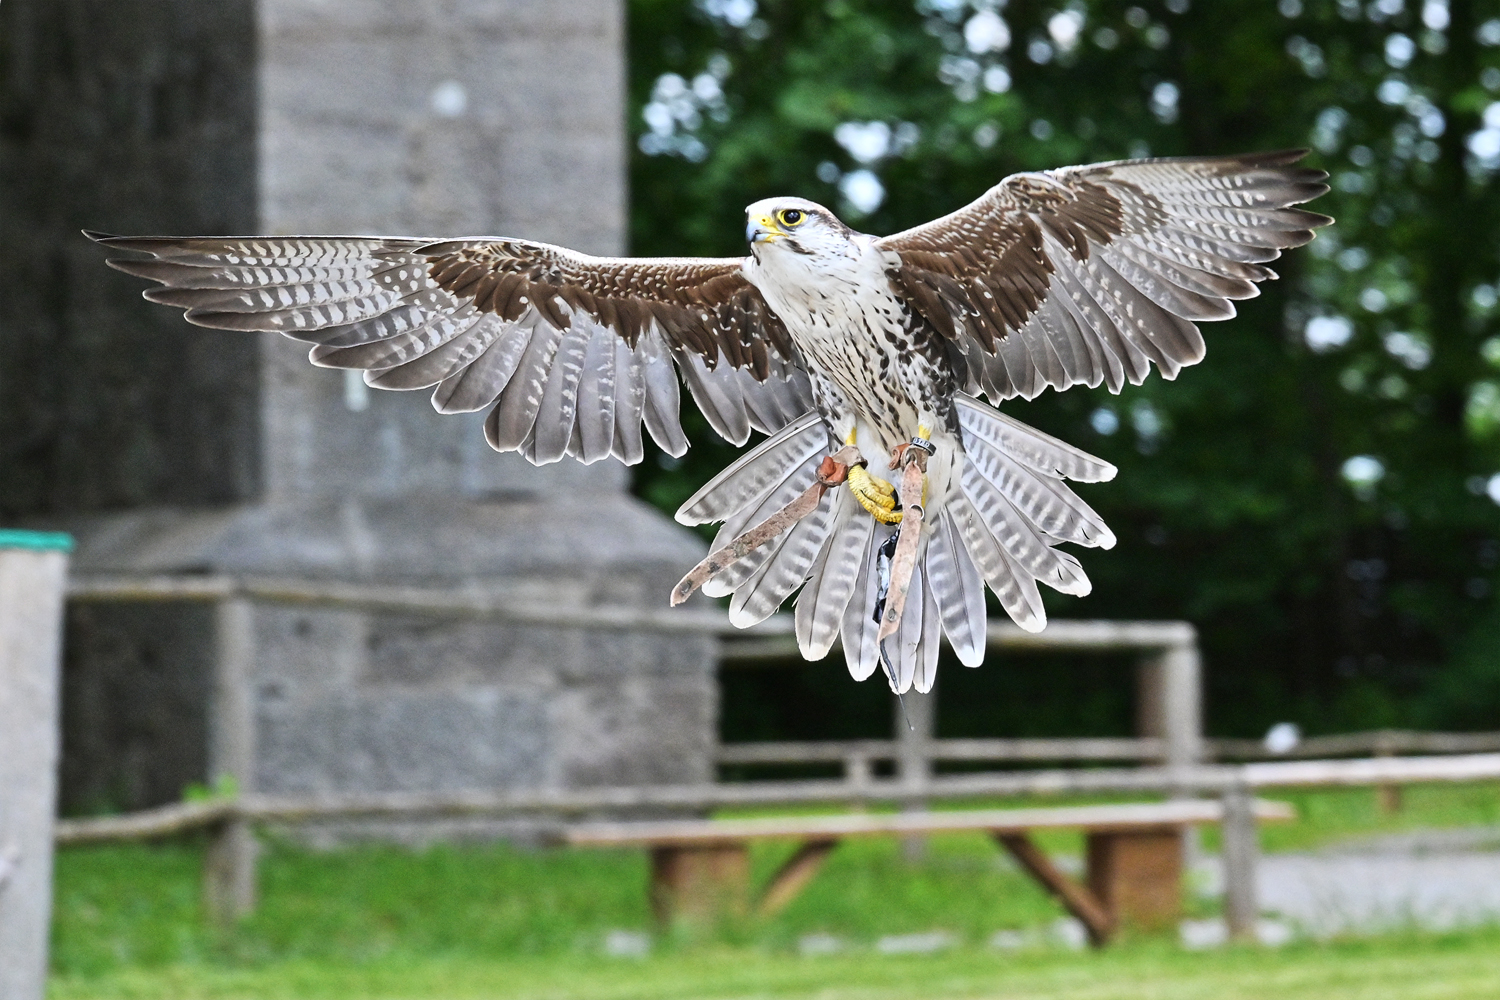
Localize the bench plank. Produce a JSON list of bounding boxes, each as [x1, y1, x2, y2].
[[565, 799, 1293, 847]]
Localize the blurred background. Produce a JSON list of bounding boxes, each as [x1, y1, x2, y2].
[[627, 0, 1500, 744]]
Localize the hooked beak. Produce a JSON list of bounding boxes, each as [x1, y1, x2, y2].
[[746, 214, 781, 245]]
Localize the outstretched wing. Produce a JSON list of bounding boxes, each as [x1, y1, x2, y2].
[[878, 149, 1331, 401], [91, 234, 814, 465]]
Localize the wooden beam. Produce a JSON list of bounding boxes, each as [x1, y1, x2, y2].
[[718, 619, 1200, 663], [1211, 729, 1500, 761], [66, 574, 776, 638], [69, 576, 1200, 659], [1245, 752, 1500, 787], [203, 820, 257, 928], [757, 839, 839, 917], [995, 833, 1113, 947], [896, 689, 935, 860], [52, 787, 1299, 844], [54, 744, 1500, 846]]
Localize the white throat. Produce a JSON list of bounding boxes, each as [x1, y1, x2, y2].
[[742, 234, 886, 312]]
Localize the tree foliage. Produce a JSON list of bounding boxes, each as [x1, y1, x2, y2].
[[627, 0, 1500, 736]]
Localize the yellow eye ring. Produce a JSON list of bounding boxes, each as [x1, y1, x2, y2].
[[777, 208, 805, 228]]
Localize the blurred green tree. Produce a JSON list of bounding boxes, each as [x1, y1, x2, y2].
[[627, 0, 1500, 737]]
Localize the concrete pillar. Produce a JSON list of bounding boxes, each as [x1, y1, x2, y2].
[[0, 530, 72, 1000]]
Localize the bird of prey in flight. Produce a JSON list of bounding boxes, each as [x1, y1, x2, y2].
[[94, 149, 1329, 695]]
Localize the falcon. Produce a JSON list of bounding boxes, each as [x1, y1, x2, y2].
[[93, 149, 1330, 694]]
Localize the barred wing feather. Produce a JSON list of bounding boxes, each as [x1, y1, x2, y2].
[[91, 233, 814, 466], [879, 150, 1331, 403]]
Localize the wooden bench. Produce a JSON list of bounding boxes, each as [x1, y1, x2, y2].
[[567, 799, 1294, 945]]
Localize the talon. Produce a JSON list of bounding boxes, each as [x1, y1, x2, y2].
[[848, 465, 903, 524]]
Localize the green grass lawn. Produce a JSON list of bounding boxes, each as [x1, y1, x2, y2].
[[48, 933, 1500, 1000], [49, 783, 1500, 999]]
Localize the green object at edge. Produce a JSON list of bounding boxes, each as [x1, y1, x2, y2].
[[0, 529, 75, 553]]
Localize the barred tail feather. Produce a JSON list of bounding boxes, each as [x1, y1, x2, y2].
[[924, 513, 986, 666], [956, 394, 1116, 483], [676, 412, 828, 525], [673, 403, 1115, 691], [839, 521, 889, 683], [794, 496, 869, 660], [728, 494, 837, 627]]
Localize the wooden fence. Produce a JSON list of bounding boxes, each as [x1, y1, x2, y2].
[[53, 753, 1500, 942], [56, 574, 1500, 942], [66, 573, 1208, 813]]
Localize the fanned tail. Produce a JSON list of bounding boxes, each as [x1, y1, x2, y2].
[[673, 396, 1116, 693]]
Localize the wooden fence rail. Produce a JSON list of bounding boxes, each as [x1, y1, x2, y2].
[[716, 737, 1166, 767], [1212, 729, 1500, 760], [56, 752, 1500, 846], [713, 729, 1500, 777], [52, 752, 1500, 942]]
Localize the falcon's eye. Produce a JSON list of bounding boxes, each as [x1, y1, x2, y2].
[[777, 208, 805, 228]]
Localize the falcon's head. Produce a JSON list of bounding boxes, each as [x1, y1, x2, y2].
[[744, 198, 855, 258]]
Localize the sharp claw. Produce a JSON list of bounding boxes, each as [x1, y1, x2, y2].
[[848, 466, 903, 524]]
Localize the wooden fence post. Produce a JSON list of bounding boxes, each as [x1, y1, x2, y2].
[[0, 531, 72, 1000], [1137, 636, 1203, 773], [1373, 730, 1403, 814], [204, 595, 257, 925], [1221, 779, 1259, 942], [844, 752, 872, 812], [1138, 635, 1204, 865], [894, 687, 935, 861]]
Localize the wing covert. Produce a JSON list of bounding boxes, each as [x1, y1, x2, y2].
[[91, 234, 814, 465], [877, 149, 1332, 401]]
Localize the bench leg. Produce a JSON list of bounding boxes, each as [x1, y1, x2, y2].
[[757, 838, 839, 917], [995, 833, 1114, 947], [649, 843, 748, 928], [1085, 827, 1182, 933]]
